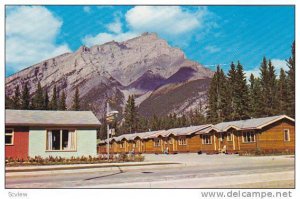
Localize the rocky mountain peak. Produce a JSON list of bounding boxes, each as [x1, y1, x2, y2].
[[5, 33, 214, 119]]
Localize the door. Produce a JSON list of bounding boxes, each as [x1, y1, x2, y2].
[[218, 132, 227, 152]]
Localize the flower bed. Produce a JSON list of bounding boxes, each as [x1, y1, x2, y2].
[[5, 154, 145, 167]]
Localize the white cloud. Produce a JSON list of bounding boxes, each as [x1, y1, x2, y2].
[[6, 6, 71, 73], [125, 6, 208, 35], [83, 32, 138, 47], [82, 6, 215, 47], [83, 6, 91, 13], [204, 45, 220, 53], [106, 18, 122, 34], [244, 68, 260, 79], [272, 59, 289, 72], [244, 59, 289, 79]]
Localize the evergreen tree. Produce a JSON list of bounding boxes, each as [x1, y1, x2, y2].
[[169, 113, 176, 129], [72, 87, 80, 111], [137, 117, 149, 132], [277, 68, 288, 115], [50, 85, 58, 110], [123, 95, 138, 133], [259, 56, 269, 116], [150, 114, 161, 130], [12, 85, 21, 109], [227, 62, 237, 120], [30, 98, 35, 110], [234, 61, 250, 119], [43, 88, 49, 110], [180, 114, 188, 127], [99, 115, 108, 139], [21, 82, 30, 110], [59, 90, 67, 110], [207, 66, 220, 123], [33, 81, 44, 110], [266, 60, 278, 115], [248, 74, 262, 118], [5, 95, 13, 109], [286, 42, 295, 118]]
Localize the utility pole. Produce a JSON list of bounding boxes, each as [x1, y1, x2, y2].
[[106, 102, 110, 161], [106, 101, 118, 161]]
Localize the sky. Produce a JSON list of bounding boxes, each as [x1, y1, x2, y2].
[[5, 5, 295, 77]]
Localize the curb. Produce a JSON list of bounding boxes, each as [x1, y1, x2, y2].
[[6, 162, 180, 173]]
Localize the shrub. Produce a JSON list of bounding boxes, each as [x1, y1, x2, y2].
[[5, 153, 145, 167]]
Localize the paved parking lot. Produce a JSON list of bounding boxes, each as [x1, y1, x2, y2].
[[143, 153, 294, 166], [6, 154, 294, 188]]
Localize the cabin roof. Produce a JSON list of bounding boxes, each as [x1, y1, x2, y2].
[[213, 115, 294, 132], [6, 109, 101, 127], [157, 124, 212, 137]]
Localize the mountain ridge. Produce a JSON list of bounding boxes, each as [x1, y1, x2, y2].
[[5, 32, 214, 119]]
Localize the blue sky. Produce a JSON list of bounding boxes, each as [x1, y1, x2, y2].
[[6, 5, 295, 77]]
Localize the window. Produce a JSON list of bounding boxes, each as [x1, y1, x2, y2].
[[202, 135, 212, 144], [133, 143, 136, 148], [154, 139, 161, 147], [119, 142, 125, 148], [284, 129, 290, 141], [227, 133, 233, 141], [219, 133, 226, 141], [46, 129, 76, 151], [178, 137, 187, 145], [168, 138, 173, 144], [5, 129, 14, 145], [242, 132, 256, 143]]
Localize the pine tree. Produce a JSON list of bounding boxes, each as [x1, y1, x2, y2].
[[267, 60, 278, 115], [277, 68, 288, 115], [169, 113, 176, 129], [180, 114, 188, 127], [21, 82, 30, 110], [248, 74, 262, 118], [33, 81, 44, 110], [227, 62, 237, 120], [207, 67, 220, 123], [137, 117, 149, 132], [59, 90, 67, 110], [286, 42, 295, 118], [43, 88, 49, 110], [12, 85, 21, 109], [259, 57, 269, 116], [234, 61, 250, 120], [50, 85, 58, 110], [30, 98, 35, 110], [5, 95, 13, 109], [207, 65, 230, 123], [124, 95, 138, 133], [72, 87, 80, 111], [99, 115, 108, 139]]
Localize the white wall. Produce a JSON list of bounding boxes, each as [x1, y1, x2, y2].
[[28, 128, 97, 158]]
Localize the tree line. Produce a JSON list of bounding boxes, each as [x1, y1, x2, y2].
[[111, 42, 295, 137], [5, 82, 81, 111], [6, 42, 295, 138], [97, 95, 207, 139], [207, 42, 295, 123]]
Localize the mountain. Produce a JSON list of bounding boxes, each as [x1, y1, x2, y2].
[[5, 32, 214, 119]]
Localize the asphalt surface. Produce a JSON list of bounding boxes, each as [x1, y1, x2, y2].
[[6, 159, 294, 188]]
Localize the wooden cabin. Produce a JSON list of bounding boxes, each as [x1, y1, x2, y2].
[[197, 115, 295, 154], [98, 115, 294, 155]]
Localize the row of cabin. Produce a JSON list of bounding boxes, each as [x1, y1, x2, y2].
[[98, 115, 295, 154]]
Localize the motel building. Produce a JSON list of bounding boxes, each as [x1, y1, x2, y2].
[[4, 109, 295, 160], [98, 115, 295, 154], [5, 109, 101, 160]]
